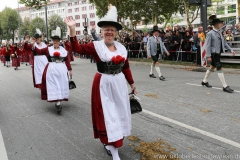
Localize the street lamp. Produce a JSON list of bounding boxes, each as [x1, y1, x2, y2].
[[40, 1, 49, 41]]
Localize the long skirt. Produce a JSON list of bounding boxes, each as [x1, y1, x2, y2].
[[41, 62, 69, 102], [1, 56, 5, 63], [32, 55, 48, 88], [12, 57, 20, 67], [23, 53, 29, 62], [5, 55, 10, 61], [29, 53, 33, 65], [91, 72, 131, 148]]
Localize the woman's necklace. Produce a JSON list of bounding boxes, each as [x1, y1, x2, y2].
[[105, 42, 114, 47]]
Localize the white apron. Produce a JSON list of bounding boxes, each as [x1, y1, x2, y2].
[[34, 42, 48, 85], [93, 40, 132, 143], [46, 46, 69, 101]]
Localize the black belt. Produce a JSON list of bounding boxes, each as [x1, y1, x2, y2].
[[97, 61, 124, 75]]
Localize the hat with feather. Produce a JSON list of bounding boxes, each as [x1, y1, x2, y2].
[[209, 15, 223, 25], [97, 4, 122, 31], [34, 28, 42, 38], [51, 27, 62, 40]]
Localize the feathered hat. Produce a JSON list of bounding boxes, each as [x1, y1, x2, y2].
[[97, 4, 122, 31], [34, 28, 42, 38], [51, 27, 61, 40], [209, 15, 223, 25]]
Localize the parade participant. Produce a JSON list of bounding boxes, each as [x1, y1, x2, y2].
[[21, 45, 30, 66], [0, 46, 4, 66], [202, 15, 235, 93], [2, 43, 12, 67], [24, 28, 48, 88], [11, 44, 20, 70], [147, 26, 170, 80], [32, 27, 72, 113], [65, 5, 136, 160], [64, 40, 74, 62]]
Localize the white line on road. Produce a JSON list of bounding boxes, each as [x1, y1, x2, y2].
[[186, 83, 240, 93], [0, 130, 8, 160], [143, 109, 240, 149]]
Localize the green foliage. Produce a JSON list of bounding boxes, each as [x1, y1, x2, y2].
[[20, 17, 31, 36], [48, 14, 67, 38], [141, 26, 149, 33], [0, 7, 21, 42], [29, 17, 46, 37], [19, 0, 50, 9]]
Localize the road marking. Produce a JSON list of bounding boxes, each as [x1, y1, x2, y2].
[[0, 130, 8, 160], [186, 83, 240, 93], [143, 109, 240, 149]]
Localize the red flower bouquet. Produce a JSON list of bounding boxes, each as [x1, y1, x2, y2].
[[111, 55, 125, 64], [53, 52, 60, 57]]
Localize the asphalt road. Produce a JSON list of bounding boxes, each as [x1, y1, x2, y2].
[[0, 59, 240, 160]]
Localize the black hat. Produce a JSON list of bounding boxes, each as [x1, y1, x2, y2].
[[209, 15, 223, 25], [151, 25, 164, 34], [34, 33, 41, 38], [51, 35, 61, 40], [210, 18, 223, 25]]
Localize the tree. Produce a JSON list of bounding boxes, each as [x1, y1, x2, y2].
[[19, 0, 50, 9], [20, 17, 31, 37], [29, 17, 46, 37], [182, 0, 200, 27], [48, 14, 67, 39], [1, 7, 21, 43]]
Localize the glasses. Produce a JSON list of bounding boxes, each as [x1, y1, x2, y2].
[[103, 29, 117, 33]]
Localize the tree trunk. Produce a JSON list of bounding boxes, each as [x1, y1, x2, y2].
[[183, 0, 192, 27]]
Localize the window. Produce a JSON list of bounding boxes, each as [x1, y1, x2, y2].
[[76, 23, 80, 27], [82, 6, 86, 11], [228, 4, 236, 13], [82, 0, 86, 4], [89, 5, 94, 10], [75, 15, 80, 19], [68, 3, 72, 6], [82, 14, 87, 18], [75, 8, 79, 12], [90, 13, 95, 18], [75, 1, 79, 5], [68, 9, 72, 13], [90, 21, 95, 26], [76, 31, 81, 35], [217, 6, 224, 15]]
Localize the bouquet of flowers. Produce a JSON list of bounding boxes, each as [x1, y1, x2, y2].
[[111, 55, 125, 64], [53, 52, 60, 57], [199, 32, 205, 42]]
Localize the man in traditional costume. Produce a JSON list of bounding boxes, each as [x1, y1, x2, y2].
[[147, 26, 170, 81], [24, 28, 48, 88], [31, 27, 72, 113], [201, 15, 235, 93], [65, 5, 136, 160]]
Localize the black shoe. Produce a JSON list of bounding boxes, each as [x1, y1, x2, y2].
[[223, 86, 234, 93], [159, 76, 165, 81], [14, 68, 16, 70], [55, 104, 62, 113], [201, 81, 212, 88], [149, 74, 156, 78], [103, 144, 112, 156]]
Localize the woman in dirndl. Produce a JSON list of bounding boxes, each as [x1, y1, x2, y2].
[[24, 31, 48, 88], [32, 27, 73, 113], [11, 44, 21, 70], [65, 4, 136, 160]]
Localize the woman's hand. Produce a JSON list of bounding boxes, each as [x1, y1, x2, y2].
[[64, 17, 76, 29], [69, 70, 73, 77], [25, 35, 30, 42], [130, 84, 137, 95]]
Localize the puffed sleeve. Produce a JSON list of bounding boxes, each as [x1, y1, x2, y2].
[[24, 42, 33, 51], [33, 47, 49, 56], [70, 36, 100, 62], [122, 59, 134, 85], [64, 56, 72, 71]]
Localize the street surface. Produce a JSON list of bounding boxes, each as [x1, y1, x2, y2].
[[1, 59, 240, 160]]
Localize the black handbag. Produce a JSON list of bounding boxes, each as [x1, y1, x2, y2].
[[69, 76, 76, 90], [129, 88, 142, 114]]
